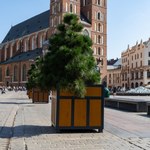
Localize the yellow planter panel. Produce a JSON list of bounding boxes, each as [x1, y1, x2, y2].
[[74, 99, 87, 127], [89, 100, 102, 126], [59, 99, 72, 127]]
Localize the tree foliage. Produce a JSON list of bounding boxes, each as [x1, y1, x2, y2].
[[26, 57, 43, 90], [40, 13, 100, 97]]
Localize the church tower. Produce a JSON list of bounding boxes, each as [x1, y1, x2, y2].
[[49, 0, 107, 82], [81, 0, 107, 81], [49, 0, 81, 36]]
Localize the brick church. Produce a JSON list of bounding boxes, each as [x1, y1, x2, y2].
[[0, 0, 107, 87]]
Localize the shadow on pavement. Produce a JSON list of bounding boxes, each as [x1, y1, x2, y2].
[[138, 114, 150, 118], [0, 125, 97, 138]]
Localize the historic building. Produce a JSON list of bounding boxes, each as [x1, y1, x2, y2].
[[121, 39, 150, 89], [107, 58, 122, 90], [107, 38, 150, 91], [0, 0, 107, 87]]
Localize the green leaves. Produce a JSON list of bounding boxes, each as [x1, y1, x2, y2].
[[28, 13, 100, 97]]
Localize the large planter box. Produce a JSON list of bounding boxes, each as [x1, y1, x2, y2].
[[27, 90, 33, 99], [32, 88, 49, 103], [51, 85, 104, 132]]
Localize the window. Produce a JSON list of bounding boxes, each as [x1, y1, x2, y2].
[[140, 71, 143, 79], [149, 52, 150, 57], [97, 0, 102, 6], [70, 4, 73, 13], [135, 72, 138, 79], [97, 35, 103, 44], [32, 36, 35, 50], [14, 65, 18, 82], [22, 64, 26, 81], [97, 11, 103, 21], [83, 29, 89, 36], [147, 70, 150, 78], [98, 47, 101, 55], [140, 61, 142, 67], [98, 23, 103, 32], [0, 68, 2, 82], [97, 12, 101, 20], [148, 60, 150, 66], [6, 67, 10, 76]]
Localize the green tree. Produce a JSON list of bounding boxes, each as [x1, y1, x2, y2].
[[40, 13, 100, 97], [26, 57, 43, 90]]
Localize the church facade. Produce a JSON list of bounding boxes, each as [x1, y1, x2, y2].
[[0, 0, 107, 87]]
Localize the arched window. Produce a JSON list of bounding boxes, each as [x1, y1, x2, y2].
[[97, 0, 102, 6], [98, 47, 101, 55], [70, 4, 73, 13], [32, 36, 35, 50], [14, 65, 18, 82], [83, 29, 89, 37], [40, 35, 43, 47], [98, 35, 101, 43], [97, 11, 104, 21], [97, 12, 101, 20], [22, 64, 26, 81], [0, 68, 2, 82], [98, 23, 103, 32], [6, 67, 10, 76]]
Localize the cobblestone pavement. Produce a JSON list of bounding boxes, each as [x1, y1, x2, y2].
[[0, 91, 149, 150]]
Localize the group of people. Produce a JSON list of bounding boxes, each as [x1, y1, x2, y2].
[[0, 86, 26, 94]]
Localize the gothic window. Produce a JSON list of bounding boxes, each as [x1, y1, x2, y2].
[[97, 0, 102, 6], [22, 64, 26, 81], [97, 12, 101, 20], [70, 4, 73, 13], [98, 23, 103, 32], [6, 67, 10, 76], [32, 36, 35, 50], [83, 29, 89, 37], [14, 65, 18, 82], [98, 47, 101, 55], [98, 35, 101, 43], [0, 68, 2, 82], [40, 35, 43, 47], [97, 11, 104, 21]]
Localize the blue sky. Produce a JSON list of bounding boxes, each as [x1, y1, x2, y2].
[[1, 0, 150, 60]]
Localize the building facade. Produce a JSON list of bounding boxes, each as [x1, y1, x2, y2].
[[121, 39, 150, 89], [0, 0, 107, 87], [107, 59, 122, 91], [107, 39, 150, 91]]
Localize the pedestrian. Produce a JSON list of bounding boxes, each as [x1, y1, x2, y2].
[[113, 87, 116, 96]]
